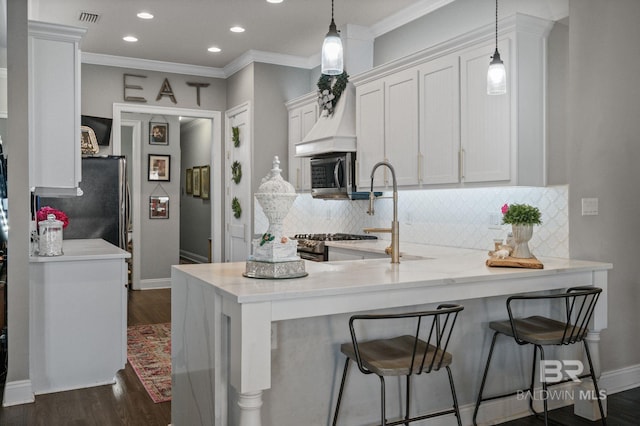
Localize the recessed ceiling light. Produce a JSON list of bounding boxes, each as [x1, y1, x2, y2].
[[230, 26, 245, 33], [137, 11, 154, 20], [266, 0, 284, 3], [208, 46, 222, 53], [123, 35, 138, 42]]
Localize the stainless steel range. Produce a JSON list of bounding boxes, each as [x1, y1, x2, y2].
[[293, 233, 378, 262]]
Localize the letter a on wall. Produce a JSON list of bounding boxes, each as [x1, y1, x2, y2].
[[156, 78, 177, 104]]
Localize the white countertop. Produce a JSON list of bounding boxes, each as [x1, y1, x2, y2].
[[29, 238, 131, 263], [172, 244, 612, 304]]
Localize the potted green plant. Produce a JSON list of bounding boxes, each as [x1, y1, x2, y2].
[[501, 203, 542, 258]]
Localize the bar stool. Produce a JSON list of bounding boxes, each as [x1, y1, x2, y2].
[[473, 286, 606, 425], [332, 304, 464, 426]]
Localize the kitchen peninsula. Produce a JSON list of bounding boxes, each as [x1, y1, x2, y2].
[[171, 248, 611, 426]]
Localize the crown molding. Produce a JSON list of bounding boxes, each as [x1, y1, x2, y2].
[[370, 0, 455, 38], [81, 52, 227, 78], [222, 49, 315, 77]]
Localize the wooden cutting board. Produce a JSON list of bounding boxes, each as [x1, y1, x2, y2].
[[486, 254, 544, 269]]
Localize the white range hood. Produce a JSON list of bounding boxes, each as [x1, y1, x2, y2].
[[295, 83, 356, 157]]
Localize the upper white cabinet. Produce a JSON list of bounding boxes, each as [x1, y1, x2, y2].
[[417, 55, 460, 185], [29, 21, 86, 196], [459, 39, 511, 183], [286, 93, 318, 191], [353, 14, 552, 189], [356, 68, 419, 189]]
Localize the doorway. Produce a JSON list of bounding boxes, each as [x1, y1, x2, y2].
[[112, 104, 222, 291]]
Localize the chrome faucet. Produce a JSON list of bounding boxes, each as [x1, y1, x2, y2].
[[363, 161, 400, 263]]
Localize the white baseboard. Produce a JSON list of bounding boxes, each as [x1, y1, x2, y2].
[[2, 380, 34, 407], [179, 249, 207, 264], [600, 363, 640, 394], [139, 278, 171, 290]]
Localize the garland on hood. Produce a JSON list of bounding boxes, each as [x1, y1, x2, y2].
[[317, 71, 349, 116]]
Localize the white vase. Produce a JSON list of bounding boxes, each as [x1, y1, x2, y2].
[[511, 224, 534, 258]]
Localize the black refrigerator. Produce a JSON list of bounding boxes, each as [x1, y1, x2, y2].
[[38, 156, 128, 250]]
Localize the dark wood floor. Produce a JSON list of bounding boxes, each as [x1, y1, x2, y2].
[[0, 288, 172, 426]]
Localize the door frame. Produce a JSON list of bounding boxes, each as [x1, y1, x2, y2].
[[112, 104, 223, 280]]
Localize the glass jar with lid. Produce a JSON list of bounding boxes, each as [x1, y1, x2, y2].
[[38, 213, 64, 256]]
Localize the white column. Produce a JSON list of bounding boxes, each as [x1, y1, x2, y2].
[[238, 391, 263, 426]]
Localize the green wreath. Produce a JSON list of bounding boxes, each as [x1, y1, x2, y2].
[[317, 71, 349, 116], [232, 197, 242, 219], [231, 161, 242, 184], [232, 126, 240, 148]]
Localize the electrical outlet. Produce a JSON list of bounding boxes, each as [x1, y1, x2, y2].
[[488, 213, 502, 230]]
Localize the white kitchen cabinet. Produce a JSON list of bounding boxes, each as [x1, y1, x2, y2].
[[353, 14, 552, 189], [29, 239, 130, 394], [29, 21, 86, 196], [417, 55, 460, 185], [356, 68, 419, 189], [328, 246, 387, 261], [286, 93, 318, 191], [460, 39, 511, 184]]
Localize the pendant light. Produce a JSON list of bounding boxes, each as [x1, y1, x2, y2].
[[487, 0, 506, 95], [321, 0, 344, 75]]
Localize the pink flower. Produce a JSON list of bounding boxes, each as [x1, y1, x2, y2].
[[501, 204, 509, 215], [37, 206, 69, 229]]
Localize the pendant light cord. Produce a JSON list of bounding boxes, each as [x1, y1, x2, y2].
[[495, 0, 499, 49], [331, 0, 335, 23]]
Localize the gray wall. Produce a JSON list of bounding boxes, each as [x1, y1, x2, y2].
[[567, 0, 640, 372], [180, 118, 212, 261], [81, 63, 227, 119], [253, 63, 310, 189]]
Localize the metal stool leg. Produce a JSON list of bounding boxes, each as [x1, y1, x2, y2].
[[404, 375, 411, 426], [332, 358, 351, 426], [473, 331, 500, 425], [538, 345, 549, 426], [528, 345, 540, 417], [380, 375, 387, 426], [446, 365, 463, 426], [584, 341, 607, 425]]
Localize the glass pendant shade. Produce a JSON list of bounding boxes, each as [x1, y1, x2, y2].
[[321, 19, 343, 75], [487, 49, 506, 95]]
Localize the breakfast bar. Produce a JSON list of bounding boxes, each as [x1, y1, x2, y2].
[[171, 248, 611, 426]]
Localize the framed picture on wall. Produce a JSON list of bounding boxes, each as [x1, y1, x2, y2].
[[200, 165, 210, 200], [149, 196, 169, 219], [148, 154, 170, 181], [193, 166, 201, 197], [149, 122, 168, 145], [185, 168, 193, 194]]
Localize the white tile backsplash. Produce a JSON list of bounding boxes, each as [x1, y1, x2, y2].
[[255, 185, 569, 258]]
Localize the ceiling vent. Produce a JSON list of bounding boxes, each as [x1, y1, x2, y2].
[[78, 11, 100, 24]]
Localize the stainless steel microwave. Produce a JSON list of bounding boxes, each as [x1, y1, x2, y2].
[[310, 152, 356, 199]]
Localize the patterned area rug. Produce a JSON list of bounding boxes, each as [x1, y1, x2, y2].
[[127, 322, 172, 403]]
